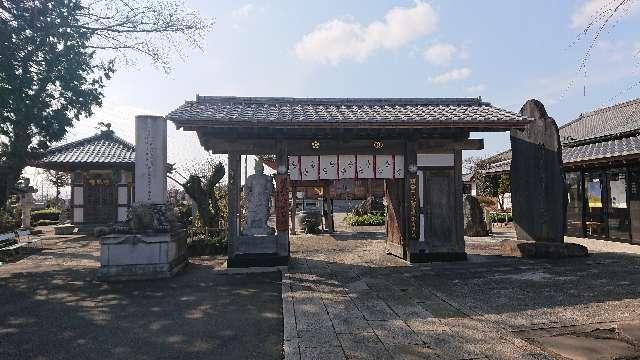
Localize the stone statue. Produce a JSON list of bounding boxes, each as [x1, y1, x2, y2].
[[243, 160, 274, 235]]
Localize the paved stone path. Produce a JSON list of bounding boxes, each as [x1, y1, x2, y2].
[[284, 230, 640, 359]]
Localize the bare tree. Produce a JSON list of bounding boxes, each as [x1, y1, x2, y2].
[[567, 0, 639, 100], [167, 157, 226, 232]]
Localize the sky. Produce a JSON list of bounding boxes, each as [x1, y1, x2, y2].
[[26, 0, 640, 197]]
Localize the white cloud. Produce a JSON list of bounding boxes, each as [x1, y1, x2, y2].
[[570, 0, 639, 29], [294, 1, 438, 65], [465, 84, 486, 93], [233, 4, 255, 18], [634, 41, 640, 56], [429, 67, 471, 84], [422, 42, 457, 66]]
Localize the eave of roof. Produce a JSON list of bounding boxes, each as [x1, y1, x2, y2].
[[35, 130, 135, 169], [167, 96, 533, 131]]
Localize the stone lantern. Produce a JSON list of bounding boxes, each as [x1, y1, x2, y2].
[[17, 178, 37, 229]]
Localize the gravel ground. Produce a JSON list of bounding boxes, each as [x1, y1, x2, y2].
[[0, 229, 283, 360]]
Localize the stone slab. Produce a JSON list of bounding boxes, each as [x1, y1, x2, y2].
[[369, 320, 423, 346], [337, 333, 389, 359], [298, 345, 345, 360]]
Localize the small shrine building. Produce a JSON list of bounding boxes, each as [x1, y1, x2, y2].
[[36, 129, 135, 226]]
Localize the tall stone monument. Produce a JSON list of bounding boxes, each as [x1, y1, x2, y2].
[[506, 99, 587, 258], [242, 160, 274, 236], [98, 115, 187, 280]]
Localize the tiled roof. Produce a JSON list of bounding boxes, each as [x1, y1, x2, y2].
[[167, 96, 531, 129], [560, 97, 640, 144], [483, 98, 640, 168], [484, 160, 512, 175], [563, 135, 640, 164], [38, 130, 135, 168]]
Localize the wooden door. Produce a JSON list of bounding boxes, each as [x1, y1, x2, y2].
[[84, 177, 115, 223], [423, 169, 456, 252], [385, 179, 406, 259]]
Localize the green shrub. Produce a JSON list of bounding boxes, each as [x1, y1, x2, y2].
[[488, 212, 512, 223], [0, 208, 20, 233], [35, 220, 59, 227], [347, 213, 386, 226], [31, 208, 61, 223], [188, 234, 227, 256]]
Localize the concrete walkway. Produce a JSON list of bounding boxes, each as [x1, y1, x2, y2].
[[284, 230, 640, 359]]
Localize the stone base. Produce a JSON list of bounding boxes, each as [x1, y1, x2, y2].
[[97, 259, 188, 281], [98, 231, 187, 281], [227, 234, 289, 268], [227, 253, 289, 268], [54, 224, 76, 235], [501, 240, 589, 259], [409, 252, 467, 263]]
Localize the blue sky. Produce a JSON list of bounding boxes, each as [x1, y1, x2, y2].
[[30, 0, 640, 193]]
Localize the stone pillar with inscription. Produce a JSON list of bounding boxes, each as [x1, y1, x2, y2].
[[503, 100, 588, 258], [98, 115, 188, 280]]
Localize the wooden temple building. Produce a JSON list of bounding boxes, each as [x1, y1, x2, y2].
[[168, 96, 531, 266], [36, 130, 135, 227], [484, 98, 640, 243]]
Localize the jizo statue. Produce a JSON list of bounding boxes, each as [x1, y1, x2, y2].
[[243, 159, 275, 236]]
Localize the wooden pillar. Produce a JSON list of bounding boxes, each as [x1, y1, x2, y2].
[[275, 141, 290, 235], [327, 197, 335, 233], [290, 185, 297, 235], [404, 141, 419, 261], [227, 152, 241, 257], [453, 148, 465, 252]]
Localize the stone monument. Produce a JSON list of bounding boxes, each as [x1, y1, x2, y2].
[[463, 195, 489, 237], [98, 115, 187, 280], [17, 178, 36, 229], [242, 160, 274, 236], [505, 99, 587, 258]]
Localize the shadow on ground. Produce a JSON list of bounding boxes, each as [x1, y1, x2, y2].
[[0, 263, 283, 360]]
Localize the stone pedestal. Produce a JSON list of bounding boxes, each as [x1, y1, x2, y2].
[[227, 234, 289, 268], [98, 231, 187, 280], [500, 240, 588, 259]]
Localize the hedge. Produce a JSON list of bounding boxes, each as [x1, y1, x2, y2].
[[347, 213, 386, 226], [31, 209, 61, 223], [34, 220, 59, 227], [188, 235, 227, 256], [488, 212, 512, 223]]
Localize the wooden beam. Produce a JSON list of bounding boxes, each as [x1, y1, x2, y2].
[[462, 138, 484, 150]]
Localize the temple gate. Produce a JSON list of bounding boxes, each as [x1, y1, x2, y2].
[[168, 96, 531, 267]]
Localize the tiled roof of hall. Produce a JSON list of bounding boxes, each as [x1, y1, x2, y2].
[[166, 96, 532, 130], [560, 97, 640, 145], [36, 130, 135, 170]]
